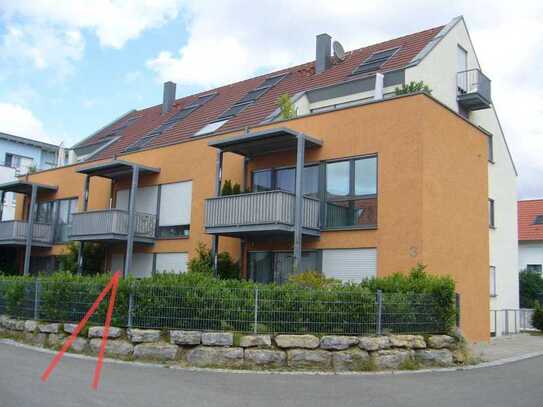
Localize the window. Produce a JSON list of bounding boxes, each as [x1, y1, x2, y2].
[[533, 215, 543, 225], [487, 134, 494, 162], [352, 48, 399, 75], [251, 165, 319, 195], [248, 251, 320, 284], [526, 264, 542, 274], [193, 120, 229, 137], [158, 181, 192, 238], [488, 199, 495, 228], [325, 156, 377, 228], [54, 198, 78, 243], [490, 266, 497, 296], [5, 154, 35, 175], [34, 198, 78, 242]]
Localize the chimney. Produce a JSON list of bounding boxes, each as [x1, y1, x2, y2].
[[162, 81, 176, 114], [374, 72, 384, 100], [315, 33, 332, 74]]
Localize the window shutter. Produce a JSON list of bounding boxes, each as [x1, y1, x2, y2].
[[115, 186, 158, 214], [155, 253, 188, 274], [159, 181, 192, 227], [322, 248, 377, 283]]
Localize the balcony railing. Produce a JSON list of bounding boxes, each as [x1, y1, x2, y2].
[[205, 190, 320, 237], [69, 209, 156, 242], [0, 221, 53, 246], [457, 69, 491, 111]]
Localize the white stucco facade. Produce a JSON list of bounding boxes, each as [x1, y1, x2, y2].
[[519, 242, 543, 272], [405, 17, 519, 334]]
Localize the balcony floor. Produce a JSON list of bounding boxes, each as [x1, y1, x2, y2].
[[205, 223, 320, 239], [457, 92, 491, 111], [0, 239, 53, 248], [69, 233, 155, 245]]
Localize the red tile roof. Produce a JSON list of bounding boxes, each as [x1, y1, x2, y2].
[[518, 199, 543, 241], [77, 25, 444, 161]]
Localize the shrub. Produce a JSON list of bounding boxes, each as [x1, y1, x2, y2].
[[277, 93, 297, 120], [288, 271, 340, 289], [221, 180, 242, 196], [57, 241, 106, 275], [533, 302, 543, 331], [0, 265, 455, 335], [395, 81, 432, 95], [187, 242, 240, 280]]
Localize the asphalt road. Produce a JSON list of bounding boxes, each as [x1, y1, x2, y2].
[[1, 341, 542, 407]]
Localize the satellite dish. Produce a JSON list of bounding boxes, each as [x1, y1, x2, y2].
[[333, 41, 346, 61]]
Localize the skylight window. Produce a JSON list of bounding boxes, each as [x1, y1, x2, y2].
[[352, 47, 399, 75], [124, 93, 217, 152], [215, 73, 289, 122], [534, 215, 543, 225], [193, 120, 229, 137]]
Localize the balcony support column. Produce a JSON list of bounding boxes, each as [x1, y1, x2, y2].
[[23, 184, 37, 276], [125, 166, 139, 278], [211, 150, 223, 278], [293, 134, 305, 273], [76, 175, 90, 275]]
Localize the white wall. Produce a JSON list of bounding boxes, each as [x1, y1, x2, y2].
[[0, 166, 16, 220], [406, 18, 519, 334], [519, 242, 543, 271]]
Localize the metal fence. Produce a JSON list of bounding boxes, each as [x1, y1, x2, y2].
[[490, 309, 536, 336], [0, 280, 453, 336]]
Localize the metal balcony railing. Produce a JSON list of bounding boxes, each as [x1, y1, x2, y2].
[[0, 221, 53, 245], [456, 69, 491, 110], [205, 190, 320, 236], [70, 209, 156, 241]]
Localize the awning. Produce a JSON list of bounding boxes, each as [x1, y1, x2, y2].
[[77, 159, 160, 179], [0, 180, 57, 195], [208, 127, 322, 158]]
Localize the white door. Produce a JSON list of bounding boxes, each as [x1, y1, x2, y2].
[[322, 248, 377, 283], [457, 45, 468, 91]]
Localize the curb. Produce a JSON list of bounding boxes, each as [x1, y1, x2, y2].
[[1, 338, 542, 377]]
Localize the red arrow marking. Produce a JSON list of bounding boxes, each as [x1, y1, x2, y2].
[[41, 271, 121, 391]]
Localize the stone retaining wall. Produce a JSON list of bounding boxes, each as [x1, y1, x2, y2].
[[0, 315, 466, 371]]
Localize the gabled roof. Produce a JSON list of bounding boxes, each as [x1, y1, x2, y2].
[[74, 24, 445, 161], [0, 132, 60, 152], [518, 199, 543, 241]]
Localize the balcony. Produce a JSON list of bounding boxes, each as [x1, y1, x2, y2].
[[205, 190, 320, 238], [457, 69, 491, 111], [69, 209, 156, 244], [0, 221, 53, 247]]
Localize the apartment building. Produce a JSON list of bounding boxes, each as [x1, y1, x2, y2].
[[0, 132, 61, 221], [518, 199, 543, 274], [0, 16, 518, 341]]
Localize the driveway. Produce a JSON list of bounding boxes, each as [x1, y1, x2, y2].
[[0, 341, 542, 407]]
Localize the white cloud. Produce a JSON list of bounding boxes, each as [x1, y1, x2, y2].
[[0, 23, 84, 77], [146, 0, 543, 198], [0, 103, 58, 144], [0, 0, 183, 77]]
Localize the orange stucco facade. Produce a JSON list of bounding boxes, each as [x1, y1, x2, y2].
[[18, 94, 489, 341]]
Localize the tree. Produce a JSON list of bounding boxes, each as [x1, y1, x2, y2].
[[277, 93, 297, 120], [57, 241, 106, 275], [519, 269, 543, 308], [395, 81, 432, 96]]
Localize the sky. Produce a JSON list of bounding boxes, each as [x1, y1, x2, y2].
[[0, 0, 541, 198]]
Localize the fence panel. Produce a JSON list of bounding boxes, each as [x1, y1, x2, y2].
[[0, 279, 453, 336]]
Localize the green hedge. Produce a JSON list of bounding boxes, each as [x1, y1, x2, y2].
[[0, 266, 456, 335]]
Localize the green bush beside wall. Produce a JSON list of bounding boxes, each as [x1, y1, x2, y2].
[[0, 265, 455, 335]]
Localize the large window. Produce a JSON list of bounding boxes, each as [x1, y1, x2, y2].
[[5, 153, 35, 175], [157, 181, 192, 238], [251, 165, 319, 197], [526, 264, 542, 274], [34, 198, 78, 243], [325, 156, 377, 228], [248, 251, 320, 284]]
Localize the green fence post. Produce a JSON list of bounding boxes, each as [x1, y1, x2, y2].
[[33, 279, 40, 321], [376, 290, 383, 335]]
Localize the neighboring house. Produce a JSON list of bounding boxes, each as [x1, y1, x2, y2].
[[518, 199, 543, 274], [0, 16, 518, 341], [0, 132, 61, 221]]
